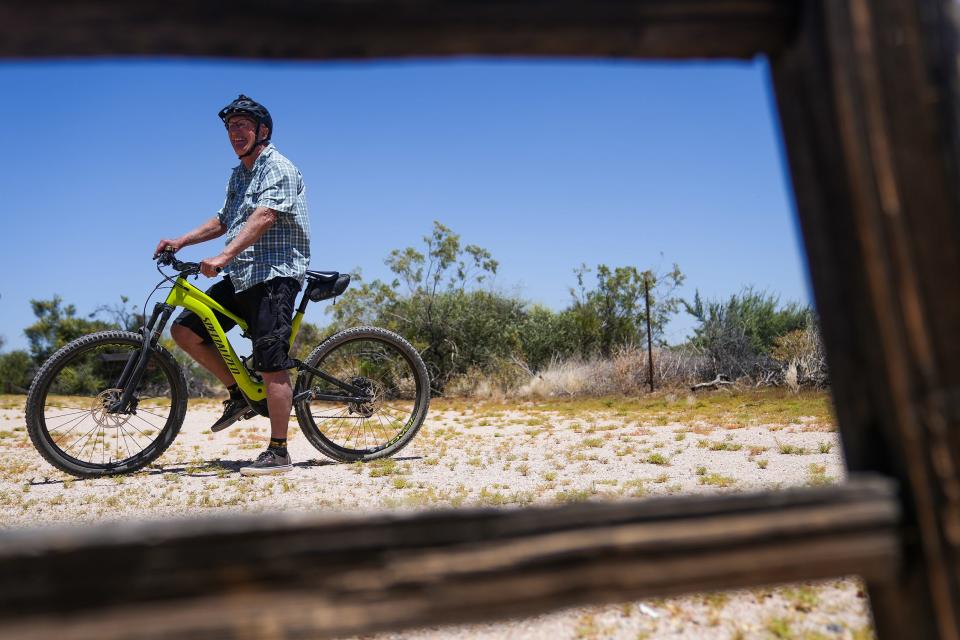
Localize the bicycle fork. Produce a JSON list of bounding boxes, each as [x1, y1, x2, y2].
[[108, 302, 175, 413]]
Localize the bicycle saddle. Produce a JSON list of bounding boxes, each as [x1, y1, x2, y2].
[[306, 270, 339, 283]]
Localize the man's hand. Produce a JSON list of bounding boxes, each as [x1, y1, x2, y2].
[[200, 253, 231, 277], [154, 238, 182, 258]]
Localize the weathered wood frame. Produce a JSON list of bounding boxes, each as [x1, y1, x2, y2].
[[3, 1, 959, 638]]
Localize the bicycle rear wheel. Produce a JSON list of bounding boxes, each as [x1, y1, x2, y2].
[[25, 330, 187, 477], [294, 326, 430, 462]]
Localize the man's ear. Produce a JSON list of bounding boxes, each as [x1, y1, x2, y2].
[[259, 124, 271, 140]]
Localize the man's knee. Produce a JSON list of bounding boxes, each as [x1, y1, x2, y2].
[[171, 323, 203, 349], [261, 369, 290, 385]]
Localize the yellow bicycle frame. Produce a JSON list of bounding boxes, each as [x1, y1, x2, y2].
[[163, 276, 305, 402]]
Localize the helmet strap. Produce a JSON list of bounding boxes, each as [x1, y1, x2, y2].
[[237, 116, 270, 159]]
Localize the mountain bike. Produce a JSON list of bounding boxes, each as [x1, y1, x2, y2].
[[24, 251, 430, 478]]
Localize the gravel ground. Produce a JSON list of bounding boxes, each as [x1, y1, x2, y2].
[[0, 393, 875, 639]]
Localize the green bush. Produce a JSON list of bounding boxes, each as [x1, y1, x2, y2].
[[0, 350, 33, 393], [684, 288, 813, 382], [25, 296, 113, 362]]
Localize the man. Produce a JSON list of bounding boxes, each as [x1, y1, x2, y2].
[[154, 94, 311, 476]]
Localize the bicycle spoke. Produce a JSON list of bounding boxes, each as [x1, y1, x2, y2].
[[44, 409, 93, 423], [137, 408, 171, 421], [127, 414, 155, 435], [129, 411, 164, 433], [379, 404, 412, 425], [373, 412, 391, 442], [48, 411, 92, 437], [70, 421, 101, 458], [118, 426, 135, 461], [52, 414, 94, 448]]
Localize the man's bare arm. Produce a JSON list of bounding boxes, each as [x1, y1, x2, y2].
[[155, 217, 227, 256], [200, 208, 277, 277]]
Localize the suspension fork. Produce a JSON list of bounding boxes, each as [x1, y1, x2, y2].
[[109, 303, 175, 413]]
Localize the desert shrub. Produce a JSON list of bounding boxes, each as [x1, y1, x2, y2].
[[519, 305, 582, 371], [25, 296, 113, 363], [516, 345, 708, 397], [330, 222, 519, 391], [445, 358, 531, 398], [567, 263, 685, 358], [771, 322, 829, 388], [0, 350, 34, 393], [386, 289, 526, 391], [684, 289, 813, 384]]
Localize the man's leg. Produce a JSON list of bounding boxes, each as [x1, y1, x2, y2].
[[261, 369, 292, 440], [170, 324, 235, 387], [238, 278, 301, 476], [240, 369, 294, 475]]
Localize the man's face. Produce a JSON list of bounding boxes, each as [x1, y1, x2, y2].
[[226, 115, 260, 156]]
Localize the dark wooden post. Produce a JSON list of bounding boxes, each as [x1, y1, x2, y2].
[[644, 272, 655, 392], [772, 1, 960, 637]]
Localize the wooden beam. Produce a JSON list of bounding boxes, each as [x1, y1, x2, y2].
[[0, 476, 897, 640], [0, 0, 799, 60], [771, 1, 960, 637]]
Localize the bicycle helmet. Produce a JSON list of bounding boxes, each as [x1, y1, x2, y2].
[[218, 94, 273, 158]]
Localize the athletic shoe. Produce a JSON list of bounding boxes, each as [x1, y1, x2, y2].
[[211, 389, 250, 432], [240, 449, 293, 476]]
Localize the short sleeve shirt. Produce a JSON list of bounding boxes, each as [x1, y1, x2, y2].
[[217, 144, 311, 292]]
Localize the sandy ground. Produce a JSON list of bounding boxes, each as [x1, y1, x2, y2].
[[0, 394, 874, 639]]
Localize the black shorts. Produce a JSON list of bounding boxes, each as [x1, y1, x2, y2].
[[172, 276, 301, 373]]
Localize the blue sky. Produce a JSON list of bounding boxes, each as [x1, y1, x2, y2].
[[0, 57, 809, 351]]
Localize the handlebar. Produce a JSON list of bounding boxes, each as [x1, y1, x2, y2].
[[155, 249, 202, 276]]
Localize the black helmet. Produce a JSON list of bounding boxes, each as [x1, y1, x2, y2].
[[218, 94, 272, 157]]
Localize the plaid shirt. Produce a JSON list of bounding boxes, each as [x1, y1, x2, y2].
[[217, 144, 311, 292]]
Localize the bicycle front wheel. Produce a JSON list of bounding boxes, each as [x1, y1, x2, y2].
[[25, 330, 187, 477], [294, 326, 430, 462]]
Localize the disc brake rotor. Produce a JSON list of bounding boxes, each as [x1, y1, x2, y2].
[[90, 388, 132, 429], [347, 376, 384, 418]]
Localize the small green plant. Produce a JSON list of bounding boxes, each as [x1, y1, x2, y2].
[[621, 479, 645, 497], [646, 453, 669, 465], [757, 459, 769, 469], [556, 486, 596, 503], [765, 617, 793, 639], [807, 462, 835, 486], [368, 459, 400, 477], [696, 466, 707, 476], [709, 441, 743, 452], [781, 585, 819, 612], [778, 441, 807, 455], [699, 473, 736, 488], [818, 441, 833, 454]]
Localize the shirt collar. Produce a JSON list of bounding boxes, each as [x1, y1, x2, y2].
[[237, 143, 275, 174]]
